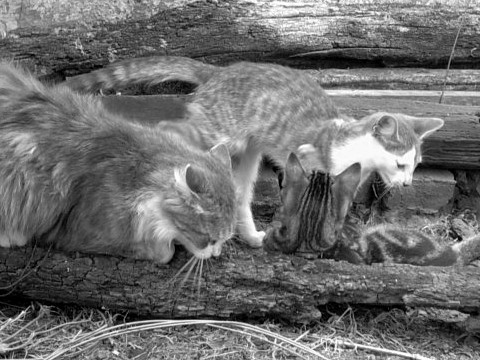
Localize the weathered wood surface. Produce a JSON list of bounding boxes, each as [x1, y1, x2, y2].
[[313, 68, 480, 92], [101, 94, 480, 170], [1, 0, 479, 78], [2, 245, 479, 320]]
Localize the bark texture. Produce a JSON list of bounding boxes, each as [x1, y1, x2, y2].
[[2, 245, 480, 320], [1, 0, 479, 78]]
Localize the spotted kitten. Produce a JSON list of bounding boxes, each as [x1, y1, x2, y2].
[[0, 62, 236, 264], [66, 56, 445, 247]]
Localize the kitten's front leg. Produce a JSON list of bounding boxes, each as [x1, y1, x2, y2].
[[233, 151, 265, 248]]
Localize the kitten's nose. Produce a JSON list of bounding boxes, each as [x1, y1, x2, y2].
[[403, 180, 412, 186]]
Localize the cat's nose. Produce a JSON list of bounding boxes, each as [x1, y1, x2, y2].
[[403, 179, 412, 186]]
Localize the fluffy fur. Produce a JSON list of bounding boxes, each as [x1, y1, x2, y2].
[[66, 56, 445, 247], [0, 62, 237, 264], [265, 153, 480, 266]]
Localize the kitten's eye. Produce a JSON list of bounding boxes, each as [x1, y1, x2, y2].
[[396, 162, 406, 170]]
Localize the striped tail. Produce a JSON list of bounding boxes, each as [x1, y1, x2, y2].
[[0, 62, 46, 107], [65, 56, 217, 93]]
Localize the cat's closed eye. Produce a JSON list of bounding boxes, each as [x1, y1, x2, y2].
[[396, 162, 406, 170]]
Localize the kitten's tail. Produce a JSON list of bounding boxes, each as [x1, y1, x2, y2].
[[0, 62, 45, 104], [452, 234, 480, 265], [66, 56, 217, 93]]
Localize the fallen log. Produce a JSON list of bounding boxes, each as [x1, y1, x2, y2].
[[2, 245, 479, 320], [2, 1, 480, 76], [100, 94, 480, 170]]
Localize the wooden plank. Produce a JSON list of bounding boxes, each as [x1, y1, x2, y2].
[[310, 68, 480, 92], [100, 94, 480, 170]]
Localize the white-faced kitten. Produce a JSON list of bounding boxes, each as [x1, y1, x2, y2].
[[0, 62, 237, 264], [66, 56, 445, 247]]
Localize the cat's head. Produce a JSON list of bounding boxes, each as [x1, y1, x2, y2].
[[298, 113, 444, 187], [358, 112, 444, 186], [266, 152, 361, 252], [145, 143, 236, 263]]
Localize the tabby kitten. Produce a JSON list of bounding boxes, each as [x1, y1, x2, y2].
[[349, 224, 480, 266], [265, 153, 480, 266], [66, 56, 445, 247], [263, 153, 361, 254], [0, 62, 237, 264]]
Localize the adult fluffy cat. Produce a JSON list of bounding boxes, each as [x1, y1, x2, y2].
[[66, 56, 445, 247], [0, 62, 237, 264]]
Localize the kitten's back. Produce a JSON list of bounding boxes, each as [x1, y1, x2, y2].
[[358, 226, 459, 266]]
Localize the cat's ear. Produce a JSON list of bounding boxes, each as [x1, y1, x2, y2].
[[332, 163, 362, 230], [404, 116, 444, 139], [372, 115, 399, 139], [209, 143, 232, 169], [175, 164, 207, 195], [283, 152, 307, 187], [297, 143, 324, 172], [185, 164, 207, 194]]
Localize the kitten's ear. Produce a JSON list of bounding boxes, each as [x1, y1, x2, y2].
[[209, 143, 232, 169], [332, 163, 362, 230], [297, 143, 324, 172], [179, 164, 207, 194], [283, 152, 307, 187], [404, 116, 444, 139], [297, 143, 316, 156], [373, 115, 399, 139]]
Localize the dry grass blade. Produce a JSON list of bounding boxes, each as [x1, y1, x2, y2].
[[42, 319, 330, 360], [334, 340, 434, 360], [439, 2, 470, 104]]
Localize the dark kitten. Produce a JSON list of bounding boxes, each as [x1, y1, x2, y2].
[[266, 153, 480, 266], [0, 62, 237, 264], [352, 224, 480, 266]]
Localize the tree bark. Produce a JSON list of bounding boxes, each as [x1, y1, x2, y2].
[[101, 94, 480, 170], [1, 1, 480, 78], [2, 245, 479, 320]]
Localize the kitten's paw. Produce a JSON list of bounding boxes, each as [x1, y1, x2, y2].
[[242, 230, 265, 248]]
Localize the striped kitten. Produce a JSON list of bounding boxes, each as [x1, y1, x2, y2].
[[266, 153, 480, 266], [263, 152, 361, 254], [66, 56, 445, 248], [0, 62, 237, 264]]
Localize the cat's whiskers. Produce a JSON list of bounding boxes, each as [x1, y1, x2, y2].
[[168, 255, 196, 285], [206, 258, 213, 273], [373, 182, 394, 203], [192, 256, 202, 291], [180, 256, 198, 290], [196, 258, 204, 299]]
